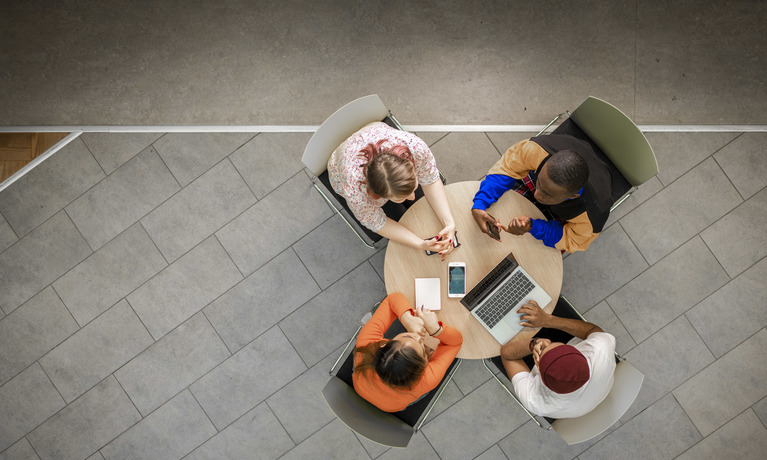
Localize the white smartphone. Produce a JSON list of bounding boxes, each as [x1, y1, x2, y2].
[[447, 262, 466, 298]]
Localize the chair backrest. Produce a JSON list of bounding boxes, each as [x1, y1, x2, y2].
[[551, 359, 644, 445], [569, 96, 658, 186], [322, 377, 415, 448], [302, 94, 389, 176]]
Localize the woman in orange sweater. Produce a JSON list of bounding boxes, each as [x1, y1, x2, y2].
[[353, 292, 463, 412]]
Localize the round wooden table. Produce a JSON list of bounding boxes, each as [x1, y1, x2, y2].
[[384, 181, 563, 359]]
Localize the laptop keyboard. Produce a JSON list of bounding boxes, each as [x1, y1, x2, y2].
[[475, 270, 535, 328], [461, 256, 515, 307]]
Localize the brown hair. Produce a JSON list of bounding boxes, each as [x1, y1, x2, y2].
[[357, 140, 417, 199], [354, 338, 428, 390]]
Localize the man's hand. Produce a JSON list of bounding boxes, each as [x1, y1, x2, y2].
[[517, 300, 551, 328], [506, 215, 532, 235], [472, 208, 503, 241]]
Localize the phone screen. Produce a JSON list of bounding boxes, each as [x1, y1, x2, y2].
[[448, 265, 466, 295]]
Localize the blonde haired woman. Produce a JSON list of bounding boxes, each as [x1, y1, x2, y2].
[[327, 122, 456, 258]]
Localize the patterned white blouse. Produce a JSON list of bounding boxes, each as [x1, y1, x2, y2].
[[327, 122, 440, 232]]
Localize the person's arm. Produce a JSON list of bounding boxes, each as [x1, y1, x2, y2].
[[412, 324, 463, 393], [507, 216, 564, 249], [376, 218, 451, 253], [356, 293, 424, 347], [554, 212, 599, 253], [517, 301, 603, 340], [421, 180, 456, 257]]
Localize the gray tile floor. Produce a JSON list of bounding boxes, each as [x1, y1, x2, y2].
[[1, 128, 767, 460]]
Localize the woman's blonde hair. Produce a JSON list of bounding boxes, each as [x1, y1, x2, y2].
[[354, 338, 428, 390], [357, 140, 417, 199]]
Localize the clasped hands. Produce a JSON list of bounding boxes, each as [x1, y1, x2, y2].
[[401, 305, 441, 337], [422, 224, 456, 261]]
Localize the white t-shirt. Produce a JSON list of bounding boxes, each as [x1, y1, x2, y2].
[[511, 332, 616, 419]]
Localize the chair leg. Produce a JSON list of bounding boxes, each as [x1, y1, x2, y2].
[[414, 358, 462, 432], [482, 359, 548, 429], [312, 183, 378, 249], [610, 187, 637, 212], [537, 112, 568, 136]]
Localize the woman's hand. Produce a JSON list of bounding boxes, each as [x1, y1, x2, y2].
[[422, 236, 451, 255], [436, 224, 456, 261], [400, 309, 426, 336], [414, 305, 442, 336]]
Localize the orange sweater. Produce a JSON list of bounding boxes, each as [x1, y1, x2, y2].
[[353, 292, 463, 412]]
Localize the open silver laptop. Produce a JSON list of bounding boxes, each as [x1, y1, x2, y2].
[[461, 254, 551, 344]]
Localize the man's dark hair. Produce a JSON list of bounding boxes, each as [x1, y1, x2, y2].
[[546, 150, 589, 193]]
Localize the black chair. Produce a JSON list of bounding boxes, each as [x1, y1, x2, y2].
[[322, 308, 461, 447]]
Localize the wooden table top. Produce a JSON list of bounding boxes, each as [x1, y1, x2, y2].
[[383, 181, 563, 359]]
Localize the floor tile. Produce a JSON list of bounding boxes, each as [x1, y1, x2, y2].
[[279, 262, 386, 368], [561, 224, 648, 310], [673, 328, 767, 437], [140, 159, 257, 262], [474, 445, 509, 460], [0, 287, 79, 386], [0, 137, 104, 237], [0, 364, 65, 453], [701, 187, 767, 278], [368, 247, 387, 283], [229, 132, 312, 199], [675, 409, 767, 460], [0, 214, 16, 253], [52, 223, 167, 326], [414, 131, 449, 147], [451, 358, 492, 396], [26, 376, 140, 460], [620, 157, 742, 264], [685, 257, 767, 357], [584, 301, 636, 356], [578, 393, 701, 460], [80, 132, 163, 174], [714, 133, 767, 200], [606, 236, 729, 343], [39, 300, 153, 403], [266, 347, 339, 444], [204, 248, 319, 352], [430, 132, 505, 182], [753, 395, 767, 427], [499, 418, 606, 460], [422, 380, 529, 460], [643, 132, 738, 186], [191, 326, 306, 430], [127, 236, 242, 340], [65, 145, 180, 250], [114, 313, 230, 416], [153, 133, 254, 186], [216, 171, 332, 275], [279, 419, 370, 460], [0, 211, 91, 314], [293, 215, 377, 289], [184, 402, 295, 460], [635, 1, 767, 124], [86, 453, 104, 460], [623, 316, 715, 421], [376, 431, 440, 460], [604, 175, 664, 226], [0, 437, 39, 460], [100, 390, 216, 460]]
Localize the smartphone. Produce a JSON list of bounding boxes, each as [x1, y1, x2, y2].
[[425, 232, 461, 256], [486, 214, 501, 241], [447, 262, 466, 298]]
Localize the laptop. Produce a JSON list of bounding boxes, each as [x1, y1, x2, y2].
[[461, 254, 552, 344]]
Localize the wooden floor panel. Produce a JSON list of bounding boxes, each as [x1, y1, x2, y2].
[[0, 132, 68, 182]]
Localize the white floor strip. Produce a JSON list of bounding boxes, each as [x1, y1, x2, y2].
[[2, 124, 767, 133], [0, 131, 83, 193]]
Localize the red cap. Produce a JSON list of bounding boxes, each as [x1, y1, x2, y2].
[[538, 344, 589, 394]]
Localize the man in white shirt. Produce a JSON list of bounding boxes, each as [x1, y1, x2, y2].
[[500, 301, 616, 418]]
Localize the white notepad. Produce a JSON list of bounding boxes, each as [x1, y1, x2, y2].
[[415, 278, 441, 310]]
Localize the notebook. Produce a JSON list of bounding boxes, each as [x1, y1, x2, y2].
[[460, 254, 551, 344], [415, 278, 441, 310]]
